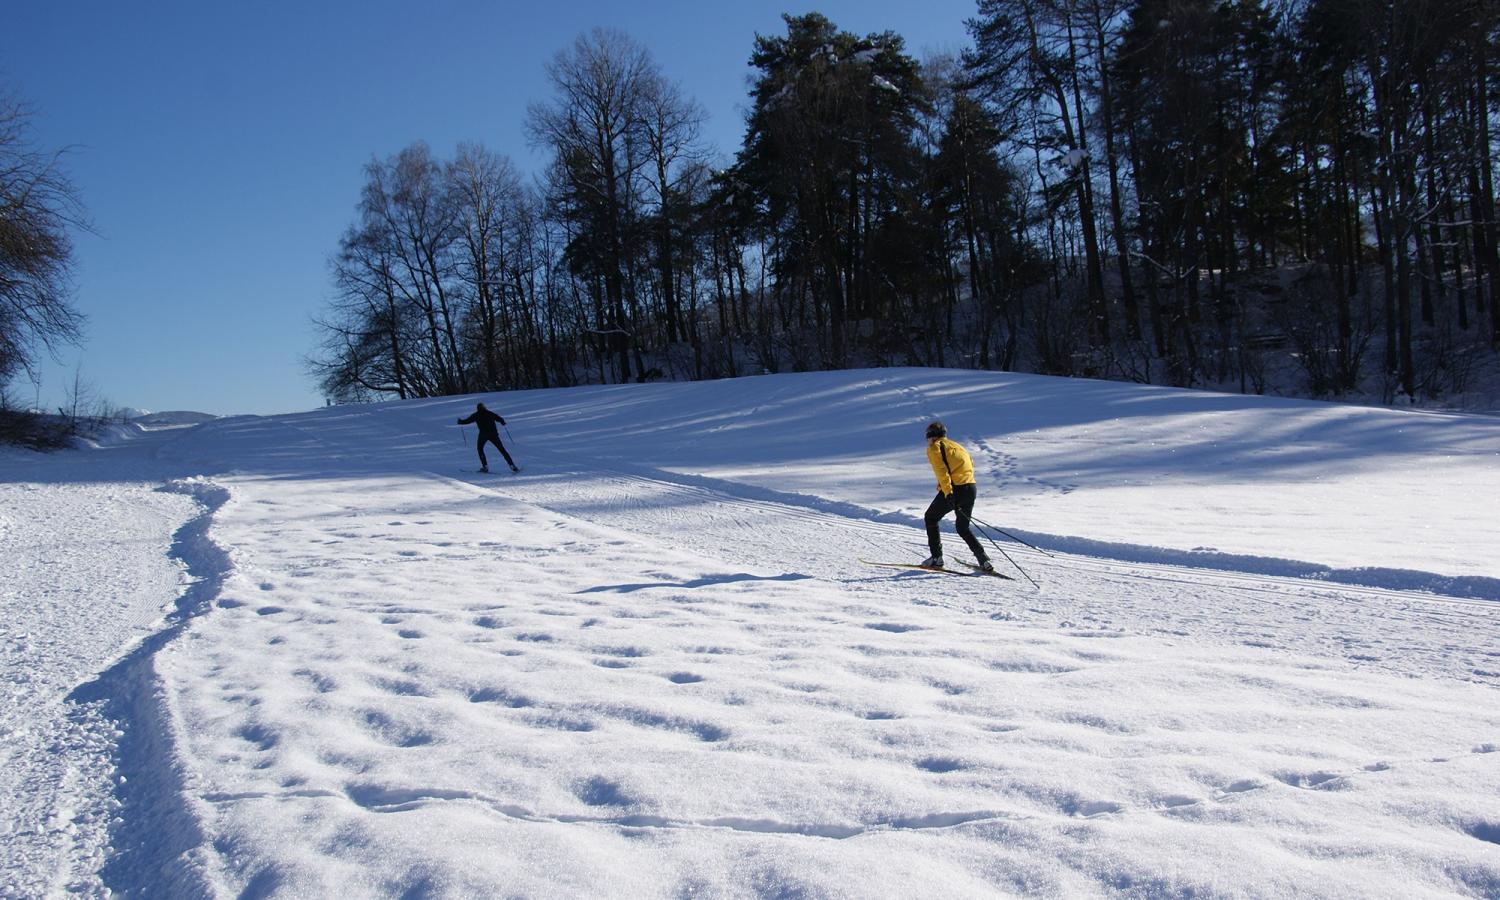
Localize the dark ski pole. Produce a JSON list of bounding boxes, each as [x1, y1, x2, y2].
[[972, 520, 1041, 588], [969, 515, 1055, 558]]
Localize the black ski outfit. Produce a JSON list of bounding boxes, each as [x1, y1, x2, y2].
[[925, 485, 987, 562], [457, 404, 517, 472]]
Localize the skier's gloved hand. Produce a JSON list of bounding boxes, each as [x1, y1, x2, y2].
[[500, 418, 507, 425]]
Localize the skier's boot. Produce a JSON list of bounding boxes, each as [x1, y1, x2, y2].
[[920, 555, 944, 568], [510, 464, 519, 472], [480, 466, 489, 473], [977, 559, 995, 574]]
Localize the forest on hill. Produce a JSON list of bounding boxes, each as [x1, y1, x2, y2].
[[302, 2, 1500, 408]]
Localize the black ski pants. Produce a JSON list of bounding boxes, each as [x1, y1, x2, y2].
[[476, 433, 515, 470], [925, 482, 987, 562]]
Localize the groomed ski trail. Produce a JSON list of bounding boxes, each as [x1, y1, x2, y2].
[[447, 457, 1500, 687]]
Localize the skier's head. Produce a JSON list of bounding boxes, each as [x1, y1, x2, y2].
[[925, 421, 946, 441], [476, 402, 487, 411]]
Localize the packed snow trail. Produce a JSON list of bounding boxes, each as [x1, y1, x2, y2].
[[0, 434, 205, 897], [4, 368, 1499, 896]]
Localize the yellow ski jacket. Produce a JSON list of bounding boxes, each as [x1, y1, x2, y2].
[[926, 437, 976, 496]]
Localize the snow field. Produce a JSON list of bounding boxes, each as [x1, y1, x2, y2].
[[152, 378, 1498, 895], [4, 367, 1499, 896], [172, 489, 1497, 896]]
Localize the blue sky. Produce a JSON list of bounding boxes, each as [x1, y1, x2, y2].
[[4, 1, 977, 415]]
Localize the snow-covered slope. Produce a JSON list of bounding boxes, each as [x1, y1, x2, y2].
[[3, 369, 1498, 897], [168, 367, 1500, 591]]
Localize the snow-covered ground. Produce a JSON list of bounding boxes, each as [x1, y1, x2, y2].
[[3, 368, 1498, 898]]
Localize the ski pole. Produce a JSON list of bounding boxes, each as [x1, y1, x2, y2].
[[969, 515, 1056, 558], [973, 520, 1041, 589], [502, 423, 517, 449]]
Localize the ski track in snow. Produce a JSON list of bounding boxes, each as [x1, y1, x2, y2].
[[4, 369, 1500, 897], [458, 459, 1500, 687], [63, 477, 233, 897]]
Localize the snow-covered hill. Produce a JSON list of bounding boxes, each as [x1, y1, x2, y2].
[[3, 368, 1497, 897]]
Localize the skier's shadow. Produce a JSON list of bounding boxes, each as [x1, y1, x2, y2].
[[576, 572, 812, 594]]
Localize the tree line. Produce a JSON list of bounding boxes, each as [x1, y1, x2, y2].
[[0, 88, 111, 445], [311, 2, 1500, 405]]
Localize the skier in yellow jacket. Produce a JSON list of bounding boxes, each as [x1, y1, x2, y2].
[[921, 421, 994, 572]]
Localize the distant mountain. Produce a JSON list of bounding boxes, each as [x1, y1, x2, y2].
[[128, 410, 218, 426]]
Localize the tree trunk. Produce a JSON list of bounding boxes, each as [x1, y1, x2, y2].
[[1477, 38, 1500, 343], [1090, 4, 1139, 342]]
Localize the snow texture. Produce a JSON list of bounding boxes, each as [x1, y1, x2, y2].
[[1059, 148, 1090, 169], [2, 367, 1498, 897]]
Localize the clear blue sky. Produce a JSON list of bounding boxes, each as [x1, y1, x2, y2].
[[4, 1, 977, 415]]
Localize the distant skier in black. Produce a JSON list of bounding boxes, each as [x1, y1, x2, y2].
[[457, 403, 518, 473], [921, 421, 993, 572]]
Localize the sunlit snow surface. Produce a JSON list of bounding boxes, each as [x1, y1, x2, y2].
[[3, 368, 1499, 897]]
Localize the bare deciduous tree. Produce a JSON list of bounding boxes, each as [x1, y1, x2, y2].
[[0, 89, 87, 385], [527, 27, 656, 383], [639, 72, 706, 346]]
